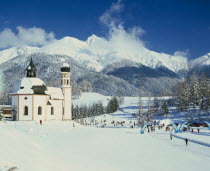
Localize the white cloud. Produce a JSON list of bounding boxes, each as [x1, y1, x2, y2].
[[108, 24, 145, 56], [99, 0, 124, 27], [99, 0, 146, 56], [173, 50, 189, 58], [0, 26, 55, 48], [99, 0, 188, 60]]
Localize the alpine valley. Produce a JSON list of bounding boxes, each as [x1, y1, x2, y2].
[[0, 35, 209, 101]]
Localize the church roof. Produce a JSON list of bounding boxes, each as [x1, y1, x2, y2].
[[46, 87, 64, 100], [11, 77, 47, 94]]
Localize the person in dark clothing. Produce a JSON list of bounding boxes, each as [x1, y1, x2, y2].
[[197, 129, 200, 133], [185, 138, 188, 146], [170, 134, 172, 140]]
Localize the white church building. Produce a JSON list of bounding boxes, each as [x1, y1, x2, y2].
[[11, 58, 72, 121]]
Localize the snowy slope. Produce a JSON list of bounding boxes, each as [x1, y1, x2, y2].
[[1, 120, 210, 171], [0, 46, 39, 64], [0, 35, 189, 73], [190, 53, 210, 69], [1, 93, 210, 170]]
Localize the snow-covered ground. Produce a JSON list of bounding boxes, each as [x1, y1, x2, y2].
[[1, 92, 210, 171]]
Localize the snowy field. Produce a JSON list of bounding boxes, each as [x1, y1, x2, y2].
[[0, 92, 210, 171]]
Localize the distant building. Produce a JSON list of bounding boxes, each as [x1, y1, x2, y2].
[[11, 58, 72, 121], [0, 105, 12, 119]]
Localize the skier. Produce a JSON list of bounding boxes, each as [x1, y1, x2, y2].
[[197, 129, 200, 133], [191, 128, 194, 133], [185, 138, 188, 146], [170, 134, 172, 140], [40, 120, 42, 125]]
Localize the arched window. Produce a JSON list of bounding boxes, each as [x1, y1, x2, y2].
[[24, 106, 28, 115], [67, 80, 69, 85], [38, 106, 42, 115], [51, 107, 54, 115], [61, 80, 63, 85], [64, 79, 66, 85]]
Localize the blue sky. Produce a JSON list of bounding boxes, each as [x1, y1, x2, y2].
[[0, 0, 210, 59]]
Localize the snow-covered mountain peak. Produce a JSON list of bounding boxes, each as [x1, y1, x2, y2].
[[190, 53, 210, 69], [16, 46, 40, 55], [0, 34, 206, 73], [86, 34, 103, 45]]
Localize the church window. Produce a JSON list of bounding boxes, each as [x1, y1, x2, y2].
[[64, 79, 66, 85], [38, 106, 42, 115], [61, 80, 63, 85], [24, 106, 28, 115], [51, 107, 54, 115], [67, 80, 69, 85]]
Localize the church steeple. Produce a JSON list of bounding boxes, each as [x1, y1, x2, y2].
[[26, 57, 37, 77]]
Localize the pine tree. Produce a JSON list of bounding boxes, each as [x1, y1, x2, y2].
[[153, 97, 159, 115], [75, 105, 80, 122], [160, 100, 169, 116], [177, 81, 190, 111], [107, 97, 119, 113], [190, 72, 200, 107], [200, 73, 208, 110]]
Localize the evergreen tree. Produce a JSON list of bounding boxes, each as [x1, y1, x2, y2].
[[177, 81, 190, 111], [153, 97, 159, 114], [190, 72, 200, 107], [200, 73, 208, 110], [107, 97, 119, 113], [160, 100, 169, 116], [75, 105, 80, 122]]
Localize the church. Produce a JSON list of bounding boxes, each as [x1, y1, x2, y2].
[[11, 58, 72, 121]]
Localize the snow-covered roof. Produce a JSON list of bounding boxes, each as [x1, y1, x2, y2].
[[62, 63, 70, 68], [46, 87, 64, 100], [11, 77, 46, 94]]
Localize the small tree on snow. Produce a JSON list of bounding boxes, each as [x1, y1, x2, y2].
[[190, 72, 200, 107], [160, 100, 169, 116], [107, 97, 119, 113], [153, 97, 159, 115]]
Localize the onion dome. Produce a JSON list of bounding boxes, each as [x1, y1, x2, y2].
[[61, 63, 70, 72]]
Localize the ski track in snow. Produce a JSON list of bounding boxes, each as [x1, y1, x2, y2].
[[149, 132, 210, 160]]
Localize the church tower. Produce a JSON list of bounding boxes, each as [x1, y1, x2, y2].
[[61, 63, 72, 120], [26, 58, 37, 77]]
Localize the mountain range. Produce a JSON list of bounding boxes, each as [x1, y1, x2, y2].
[[0, 34, 210, 102]]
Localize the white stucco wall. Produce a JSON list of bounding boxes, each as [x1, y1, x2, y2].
[[18, 95, 33, 120], [62, 87, 72, 120], [47, 100, 63, 120], [33, 95, 48, 121]]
